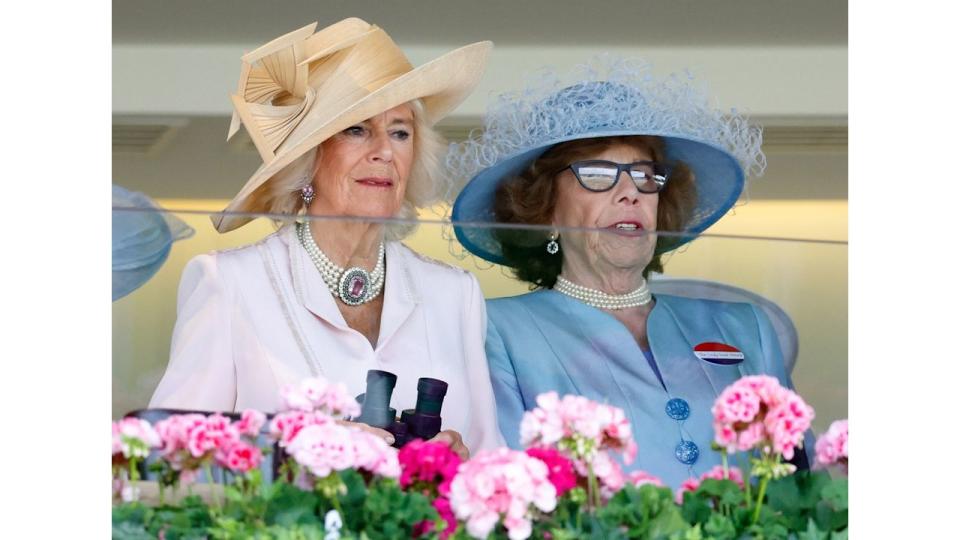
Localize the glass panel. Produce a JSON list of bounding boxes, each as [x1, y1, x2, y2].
[[112, 208, 847, 437]]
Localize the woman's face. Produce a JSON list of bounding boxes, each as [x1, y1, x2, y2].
[[309, 103, 415, 218], [552, 142, 659, 271]]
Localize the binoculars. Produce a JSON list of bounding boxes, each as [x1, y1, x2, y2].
[[354, 369, 448, 448]]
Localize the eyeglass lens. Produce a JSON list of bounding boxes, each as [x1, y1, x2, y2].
[[573, 161, 667, 193]]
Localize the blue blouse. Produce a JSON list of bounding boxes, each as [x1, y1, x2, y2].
[[485, 290, 810, 489]]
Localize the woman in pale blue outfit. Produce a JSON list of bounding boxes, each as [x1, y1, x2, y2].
[[448, 58, 811, 489]]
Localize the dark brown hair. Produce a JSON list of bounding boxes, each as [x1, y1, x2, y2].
[[492, 135, 697, 289]]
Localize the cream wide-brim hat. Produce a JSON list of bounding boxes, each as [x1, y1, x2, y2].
[[213, 18, 492, 233]]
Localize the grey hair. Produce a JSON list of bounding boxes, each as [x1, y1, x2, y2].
[[260, 99, 449, 240]]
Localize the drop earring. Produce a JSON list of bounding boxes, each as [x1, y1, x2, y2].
[[546, 231, 559, 255], [300, 184, 315, 207]]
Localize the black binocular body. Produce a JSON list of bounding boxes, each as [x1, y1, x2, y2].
[[354, 369, 448, 448]]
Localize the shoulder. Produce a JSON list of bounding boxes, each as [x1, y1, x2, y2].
[[654, 293, 755, 317], [391, 243, 477, 296], [182, 229, 286, 285], [488, 290, 546, 308], [653, 293, 769, 337], [486, 290, 554, 324]]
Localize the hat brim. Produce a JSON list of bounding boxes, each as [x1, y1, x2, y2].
[[213, 40, 493, 233], [451, 130, 744, 266]]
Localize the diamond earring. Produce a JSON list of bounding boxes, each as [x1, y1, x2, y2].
[[546, 232, 559, 255], [300, 185, 315, 207]]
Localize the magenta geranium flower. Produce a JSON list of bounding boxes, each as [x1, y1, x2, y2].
[[399, 441, 463, 539], [525, 447, 577, 496]]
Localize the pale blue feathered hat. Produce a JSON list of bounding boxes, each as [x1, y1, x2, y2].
[[112, 185, 194, 301], [448, 56, 766, 265]]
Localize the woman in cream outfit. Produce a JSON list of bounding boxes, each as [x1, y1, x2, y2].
[[150, 18, 503, 456]]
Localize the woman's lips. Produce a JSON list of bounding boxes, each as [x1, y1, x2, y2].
[[355, 177, 394, 188], [605, 221, 647, 237]]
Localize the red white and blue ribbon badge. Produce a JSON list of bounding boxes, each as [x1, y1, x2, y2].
[[694, 342, 745, 365]]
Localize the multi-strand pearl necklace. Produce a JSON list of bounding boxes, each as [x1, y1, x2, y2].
[[297, 222, 385, 306], [554, 275, 652, 310]]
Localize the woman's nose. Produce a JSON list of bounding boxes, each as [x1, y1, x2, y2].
[[368, 130, 394, 162], [614, 171, 641, 205]]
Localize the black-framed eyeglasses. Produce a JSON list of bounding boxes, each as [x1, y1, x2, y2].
[[562, 160, 672, 194]]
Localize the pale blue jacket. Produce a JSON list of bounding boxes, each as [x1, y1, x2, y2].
[[486, 290, 811, 489]]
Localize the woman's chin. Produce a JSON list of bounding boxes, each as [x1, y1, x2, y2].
[[597, 241, 656, 270], [335, 204, 403, 221]]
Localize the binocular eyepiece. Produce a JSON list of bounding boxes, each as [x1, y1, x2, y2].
[[355, 369, 448, 447]]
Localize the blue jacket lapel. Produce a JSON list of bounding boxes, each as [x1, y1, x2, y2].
[[648, 295, 747, 397]]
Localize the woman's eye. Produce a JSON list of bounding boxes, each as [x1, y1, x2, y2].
[[391, 129, 411, 141], [344, 126, 366, 136]]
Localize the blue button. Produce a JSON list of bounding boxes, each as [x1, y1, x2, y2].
[[675, 440, 700, 464], [665, 398, 690, 421]]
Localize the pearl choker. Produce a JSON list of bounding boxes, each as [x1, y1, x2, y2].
[[297, 222, 385, 306], [553, 275, 652, 310]]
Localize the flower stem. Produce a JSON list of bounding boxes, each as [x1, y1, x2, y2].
[[128, 457, 140, 483], [586, 462, 601, 510], [752, 475, 770, 525], [741, 455, 752, 510]]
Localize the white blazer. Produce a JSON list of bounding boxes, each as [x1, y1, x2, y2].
[[150, 225, 505, 452]]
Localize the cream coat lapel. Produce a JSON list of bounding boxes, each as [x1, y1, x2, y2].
[[286, 225, 352, 330], [375, 244, 420, 351]]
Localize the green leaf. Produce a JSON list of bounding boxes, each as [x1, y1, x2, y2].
[[111, 522, 155, 540], [703, 513, 737, 540], [358, 478, 437, 540], [821, 479, 848, 511], [594, 484, 689, 539], [680, 491, 713, 526], [265, 483, 322, 527], [795, 518, 828, 540]]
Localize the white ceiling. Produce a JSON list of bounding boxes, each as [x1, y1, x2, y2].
[[113, 0, 847, 47]]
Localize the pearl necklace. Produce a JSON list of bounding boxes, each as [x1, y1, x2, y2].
[[554, 275, 652, 310], [296, 222, 385, 306]]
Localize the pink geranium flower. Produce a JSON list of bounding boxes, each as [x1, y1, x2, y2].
[[520, 392, 637, 487], [285, 422, 399, 480], [450, 448, 557, 540], [217, 440, 263, 474], [626, 470, 665, 488], [186, 413, 241, 459], [711, 376, 814, 461], [815, 419, 848, 471], [112, 417, 161, 459], [280, 376, 360, 419], [235, 409, 266, 437], [351, 428, 401, 479], [267, 410, 332, 448]]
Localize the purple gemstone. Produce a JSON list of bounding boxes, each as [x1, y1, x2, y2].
[[349, 275, 366, 298]]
